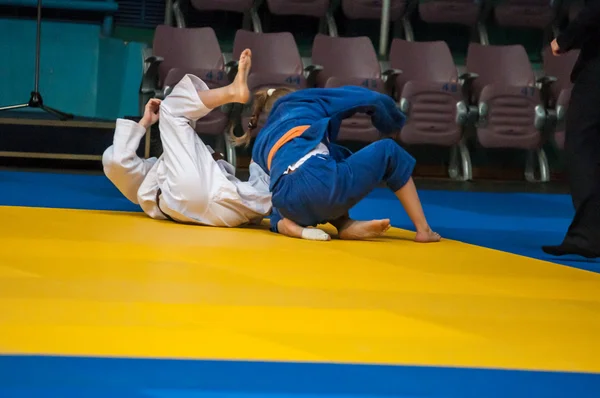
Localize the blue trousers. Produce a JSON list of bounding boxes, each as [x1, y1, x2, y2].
[[271, 138, 415, 228]]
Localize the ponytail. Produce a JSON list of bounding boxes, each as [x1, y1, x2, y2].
[[229, 87, 295, 148]]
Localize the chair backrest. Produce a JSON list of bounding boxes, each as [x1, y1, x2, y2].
[[190, 0, 255, 12], [497, 0, 553, 5], [153, 25, 224, 85], [492, 0, 556, 28], [266, 0, 331, 17], [341, 0, 407, 20], [466, 43, 535, 94], [389, 39, 458, 88], [232, 30, 304, 76], [311, 34, 381, 86], [418, 0, 481, 25]]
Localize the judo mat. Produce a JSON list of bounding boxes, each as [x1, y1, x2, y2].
[[0, 170, 599, 397]]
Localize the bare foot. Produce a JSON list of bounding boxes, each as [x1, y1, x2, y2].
[[230, 48, 251, 104], [338, 219, 391, 240], [414, 227, 441, 243]]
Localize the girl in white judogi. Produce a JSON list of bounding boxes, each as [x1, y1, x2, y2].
[[103, 49, 275, 227]]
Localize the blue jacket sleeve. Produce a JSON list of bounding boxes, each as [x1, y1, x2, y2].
[[301, 86, 405, 139], [269, 206, 282, 233], [273, 86, 406, 136]]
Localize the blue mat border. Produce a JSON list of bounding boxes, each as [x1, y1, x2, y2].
[[1, 355, 599, 398]]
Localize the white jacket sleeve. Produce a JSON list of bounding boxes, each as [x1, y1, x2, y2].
[[102, 119, 157, 204], [248, 161, 271, 193]]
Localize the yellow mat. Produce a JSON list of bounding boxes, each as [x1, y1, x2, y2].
[[1, 205, 599, 373]]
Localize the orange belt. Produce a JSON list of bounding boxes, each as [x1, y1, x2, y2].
[[267, 125, 310, 171]]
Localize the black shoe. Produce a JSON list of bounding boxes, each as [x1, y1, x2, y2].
[[542, 243, 600, 259]]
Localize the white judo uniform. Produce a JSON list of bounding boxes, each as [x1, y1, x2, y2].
[[102, 74, 272, 226]]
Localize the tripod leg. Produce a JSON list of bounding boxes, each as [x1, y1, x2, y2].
[[41, 105, 74, 121], [0, 104, 29, 112]]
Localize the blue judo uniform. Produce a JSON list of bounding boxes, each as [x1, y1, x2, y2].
[[252, 86, 416, 232]]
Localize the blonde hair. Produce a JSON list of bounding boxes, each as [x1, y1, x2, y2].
[[230, 87, 296, 148]]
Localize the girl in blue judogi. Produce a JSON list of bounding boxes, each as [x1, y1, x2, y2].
[[235, 86, 441, 242]]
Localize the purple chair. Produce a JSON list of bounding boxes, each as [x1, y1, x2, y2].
[[388, 39, 473, 181], [417, 0, 488, 44], [542, 46, 580, 150], [309, 34, 396, 143], [173, 0, 262, 32], [492, 0, 560, 34], [140, 25, 237, 166], [231, 30, 308, 137], [466, 43, 552, 182], [266, 0, 338, 36], [339, 0, 414, 40]]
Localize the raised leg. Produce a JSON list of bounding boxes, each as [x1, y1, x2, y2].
[[156, 50, 252, 211]]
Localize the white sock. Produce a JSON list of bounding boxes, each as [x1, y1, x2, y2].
[[301, 228, 330, 241]]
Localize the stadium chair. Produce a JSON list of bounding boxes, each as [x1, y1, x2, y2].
[[265, 0, 338, 36], [388, 38, 474, 181], [417, 0, 489, 44], [230, 30, 308, 138], [490, 0, 562, 36], [307, 34, 398, 143], [173, 0, 262, 32], [338, 0, 414, 40], [140, 25, 237, 167], [465, 43, 554, 182]]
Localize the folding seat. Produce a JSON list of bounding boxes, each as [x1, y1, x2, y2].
[[265, 0, 338, 36], [465, 43, 554, 182], [140, 25, 237, 166], [230, 30, 308, 138], [173, 0, 262, 32], [388, 39, 473, 181], [339, 0, 414, 40], [491, 0, 561, 35], [417, 0, 489, 44], [541, 46, 580, 149], [307, 34, 397, 142]]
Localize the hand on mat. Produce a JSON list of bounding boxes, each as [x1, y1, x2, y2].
[[140, 98, 161, 129]]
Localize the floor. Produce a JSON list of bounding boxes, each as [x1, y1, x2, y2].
[[0, 170, 599, 397]]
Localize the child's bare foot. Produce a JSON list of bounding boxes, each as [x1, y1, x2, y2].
[[338, 219, 391, 240], [230, 48, 251, 104], [414, 227, 441, 243]]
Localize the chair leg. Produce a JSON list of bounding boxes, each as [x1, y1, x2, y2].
[[525, 148, 550, 183], [224, 131, 237, 172], [250, 7, 263, 33], [402, 16, 414, 41], [173, 0, 186, 28], [477, 21, 489, 45], [326, 10, 338, 37], [448, 139, 473, 181]]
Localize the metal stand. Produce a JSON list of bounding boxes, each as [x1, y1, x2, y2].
[[0, 0, 73, 121]]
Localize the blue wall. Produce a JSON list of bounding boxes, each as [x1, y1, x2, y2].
[[0, 18, 144, 120]]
